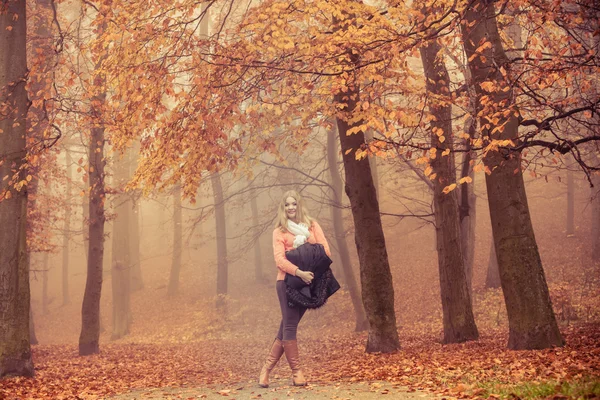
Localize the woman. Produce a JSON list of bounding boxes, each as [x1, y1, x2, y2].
[[258, 190, 331, 388]]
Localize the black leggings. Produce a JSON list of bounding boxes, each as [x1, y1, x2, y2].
[[276, 280, 307, 341]]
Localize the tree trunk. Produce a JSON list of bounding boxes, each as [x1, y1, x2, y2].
[[459, 93, 478, 296], [327, 125, 369, 332], [250, 188, 264, 283], [462, 0, 564, 349], [79, 38, 108, 355], [0, 0, 34, 377], [128, 145, 143, 291], [335, 84, 400, 353], [129, 196, 143, 291], [485, 241, 501, 289], [211, 173, 228, 306], [459, 170, 476, 294], [592, 175, 600, 261], [42, 253, 49, 315], [420, 39, 478, 343], [110, 152, 132, 340], [167, 184, 183, 297], [62, 150, 72, 305], [364, 129, 380, 202], [82, 190, 89, 261], [566, 168, 575, 237]]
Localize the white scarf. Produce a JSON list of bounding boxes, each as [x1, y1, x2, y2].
[[287, 220, 310, 248]]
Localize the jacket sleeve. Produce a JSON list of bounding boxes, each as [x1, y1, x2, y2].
[[311, 220, 331, 257], [273, 229, 299, 276]]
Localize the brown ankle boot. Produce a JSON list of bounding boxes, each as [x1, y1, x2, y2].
[[258, 338, 284, 388], [282, 339, 307, 386]]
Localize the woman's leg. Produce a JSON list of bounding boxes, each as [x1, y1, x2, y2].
[[276, 281, 306, 340], [276, 281, 307, 385]]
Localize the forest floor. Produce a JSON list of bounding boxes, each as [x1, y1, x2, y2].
[[1, 323, 599, 399], [106, 380, 436, 400]]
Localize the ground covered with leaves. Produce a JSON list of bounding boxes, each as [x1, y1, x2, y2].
[[1, 322, 599, 399]]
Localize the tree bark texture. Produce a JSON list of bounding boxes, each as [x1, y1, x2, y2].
[[79, 52, 107, 356], [419, 40, 478, 344], [327, 125, 369, 332], [335, 85, 400, 353], [211, 173, 228, 304], [364, 129, 380, 202], [462, 0, 564, 349], [0, 0, 34, 377], [82, 191, 90, 261], [167, 184, 183, 297], [62, 150, 72, 305]]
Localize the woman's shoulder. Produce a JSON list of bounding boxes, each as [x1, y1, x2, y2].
[[273, 227, 287, 236], [309, 219, 321, 230]]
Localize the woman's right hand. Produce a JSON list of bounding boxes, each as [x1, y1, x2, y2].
[[295, 270, 314, 285]]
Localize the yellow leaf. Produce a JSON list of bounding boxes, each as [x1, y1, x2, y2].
[[442, 183, 457, 194], [459, 176, 473, 184]]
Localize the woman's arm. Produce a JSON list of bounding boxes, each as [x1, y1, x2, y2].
[[273, 229, 299, 275], [311, 220, 331, 257]]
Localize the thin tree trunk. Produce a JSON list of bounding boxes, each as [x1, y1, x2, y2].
[[130, 196, 143, 291], [0, 0, 34, 376], [42, 253, 49, 315], [128, 145, 143, 291], [335, 82, 400, 353], [459, 91, 478, 296], [420, 39, 478, 343], [167, 184, 183, 296], [62, 150, 72, 305], [79, 18, 108, 354], [459, 169, 476, 294], [592, 176, 600, 261], [212, 173, 228, 306], [566, 168, 575, 237], [440, 46, 478, 294], [327, 125, 369, 332], [250, 188, 264, 283], [83, 190, 89, 261], [462, 0, 563, 349], [111, 152, 132, 340]]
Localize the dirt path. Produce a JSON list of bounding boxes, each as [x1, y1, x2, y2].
[[107, 380, 438, 400]]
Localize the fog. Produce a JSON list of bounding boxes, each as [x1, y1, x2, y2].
[[28, 148, 597, 345]]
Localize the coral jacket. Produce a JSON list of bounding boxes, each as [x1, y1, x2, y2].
[[272, 220, 331, 281]]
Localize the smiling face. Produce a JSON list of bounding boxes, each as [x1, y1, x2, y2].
[[284, 196, 298, 222]]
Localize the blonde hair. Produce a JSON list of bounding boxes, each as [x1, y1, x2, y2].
[[275, 190, 313, 232]]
